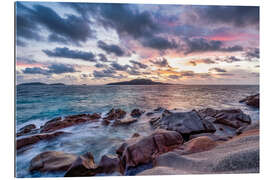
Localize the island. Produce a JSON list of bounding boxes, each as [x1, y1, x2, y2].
[[106, 79, 171, 85], [18, 82, 65, 86]]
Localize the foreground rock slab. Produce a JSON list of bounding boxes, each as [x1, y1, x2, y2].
[[139, 128, 259, 175], [117, 129, 183, 171], [29, 151, 77, 173]]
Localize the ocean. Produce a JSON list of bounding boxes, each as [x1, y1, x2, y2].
[[15, 84, 259, 177]]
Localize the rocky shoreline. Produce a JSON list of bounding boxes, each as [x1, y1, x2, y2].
[[16, 93, 260, 176]]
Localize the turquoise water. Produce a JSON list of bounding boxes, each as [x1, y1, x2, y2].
[[16, 85, 259, 177]]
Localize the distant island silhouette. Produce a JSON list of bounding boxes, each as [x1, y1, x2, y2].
[[18, 82, 65, 86], [106, 79, 171, 85]]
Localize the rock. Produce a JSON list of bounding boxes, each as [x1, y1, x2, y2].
[[154, 107, 165, 112], [146, 112, 154, 116], [117, 129, 183, 171], [16, 131, 68, 150], [29, 151, 77, 173], [113, 118, 138, 126], [145, 129, 259, 175], [98, 155, 121, 174], [41, 113, 100, 133], [64, 152, 97, 177], [150, 110, 216, 139], [132, 133, 140, 138], [130, 109, 144, 117], [17, 124, 37, 137], [176, 136, 217, 155], [239, 94, 259, 108], [189, 133, 229, 141], [198, 108, 251, 129], [103, 108, 126, 121]]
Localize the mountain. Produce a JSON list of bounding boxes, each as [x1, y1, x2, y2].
[[106, 79, 171, 85]]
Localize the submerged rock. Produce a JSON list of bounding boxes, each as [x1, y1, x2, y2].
[[29, 151, 77, 173], [239, 93, 259, 108], [64, 152, 97, 177], [103, 108, 126, 121], [41, 113, 101, 133], [117, 129, 183, 171], [130, 109, 145, 118], [16, 131, 69, 150]]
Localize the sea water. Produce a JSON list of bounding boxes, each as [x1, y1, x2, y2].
[[15, 84, 259, 177]]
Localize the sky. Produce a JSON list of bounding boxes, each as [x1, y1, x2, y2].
[[15, 2, 259, 85]]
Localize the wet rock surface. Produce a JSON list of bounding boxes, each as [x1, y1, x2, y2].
[[29, 151, 77, 173], [17, 124, 37, 137], [17, 131, 69, 150], [64, 152, 97, 177], [150, 107, 251, 141], [41, 113, 101, 133], [239, 93, 259, 108], [130, 109, 145, 118], [103, 108, 126, 121], [116, 129, 183, 171]]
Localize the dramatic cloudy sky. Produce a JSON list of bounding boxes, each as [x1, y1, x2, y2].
[[16, 2, 259, 85]]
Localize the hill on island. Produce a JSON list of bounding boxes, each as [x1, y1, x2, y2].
[[18, 82, 65, 86], [106, 79, 171, 85]]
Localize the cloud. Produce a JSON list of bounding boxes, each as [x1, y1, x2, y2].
[[150, 57, 171, 68], [16, 14, 43, 41], [95, 63, 107, 68], [48, 34, 68, 44], [97, 40, 125, 56], [23, 67, 50, 75], [209, 67, 227, 73], [168, 75, 180, 79], [184, 38, 243, 54], [126, 69, 141, 75], [16, 39, 27, 47], [98, 53, 109, 62], [141, 36, 178, 50], [245, 48, 259, 59], [43, 47, 96, 61], [97, 4, 160, 39], [110, 62, 131, 71], [16, 2, 94, 45], [22, 63, 77, 75], [17, 57, 38, 64], [187, 58, 216, 66], [47, 64, 77, 74], [194, 6, 259, 27], [130, 60, 148, 69], [93, 68, 125, 79]]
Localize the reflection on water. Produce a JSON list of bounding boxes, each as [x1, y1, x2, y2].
[[16, 84, 259, 177]]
